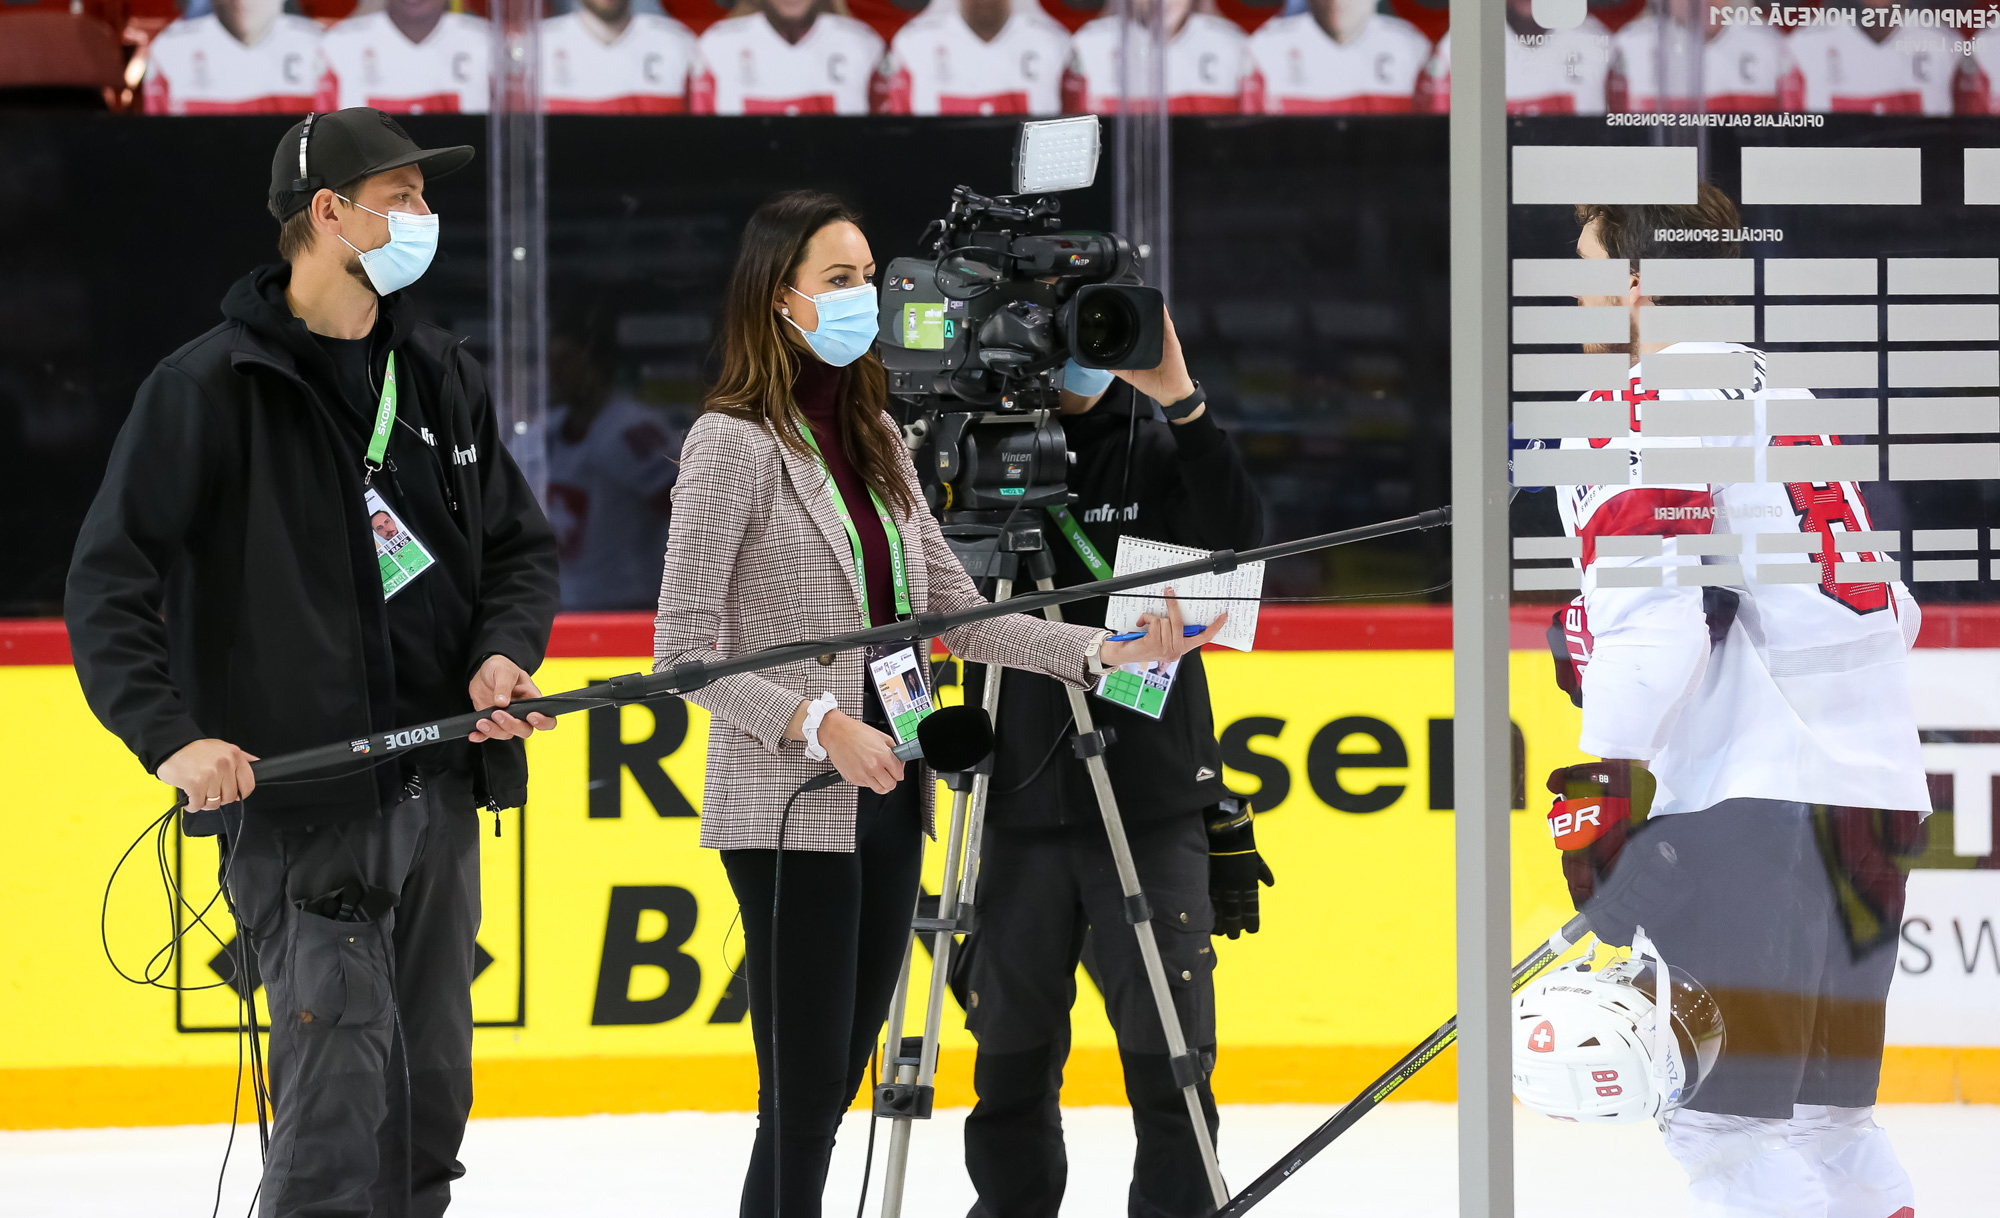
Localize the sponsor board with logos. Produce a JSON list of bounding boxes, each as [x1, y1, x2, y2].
[[2, 612, 1993, 1128]]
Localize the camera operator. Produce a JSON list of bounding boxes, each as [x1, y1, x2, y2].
[[958, 316, 1269, 1218]]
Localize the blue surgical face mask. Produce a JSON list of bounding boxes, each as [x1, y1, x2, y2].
[[1063, 358, 1115, 398], [337, 196, 440, 296], [785, 283, 879, 367]]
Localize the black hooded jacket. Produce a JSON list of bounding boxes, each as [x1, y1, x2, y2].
[[971, 384, 1264, 829], [65, 265, 560, 825]]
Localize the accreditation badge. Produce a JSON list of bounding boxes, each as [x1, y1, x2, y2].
[[1093, 658, 1178, 720], [364, 486, 436, 599], [865, 644, 935, 745]]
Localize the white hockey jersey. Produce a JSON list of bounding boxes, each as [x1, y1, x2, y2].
[[1062, 13, 1250, 114], [545, 398, 687, 611], [1416, 25, 1612, 115], [1606, 16, 1782, 112], [1951, 32, 2000, 113], [691, 12, 885, 115], [313, 11, 490, 115], [1554, 342, 1929, 816], [877, 4, 1069, 115], [542, 12, 698, 113], [1777, 22, 1954, 114], [143, 14, 322, 115], [1243, 11, 1431, 113]]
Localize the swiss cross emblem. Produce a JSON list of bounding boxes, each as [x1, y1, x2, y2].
[[1529, 1019, 1555, 1053]]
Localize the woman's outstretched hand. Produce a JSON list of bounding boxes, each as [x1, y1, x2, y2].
[[1099, 588, 1225, 670]]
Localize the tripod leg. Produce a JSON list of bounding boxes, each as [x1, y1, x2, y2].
[[874, 896, 920, 1218], [1037, 584, 1230, 1210], [879, 586, 1012, 1218]]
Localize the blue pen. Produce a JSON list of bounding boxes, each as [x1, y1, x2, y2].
[[1105, 625, 1208, 642]]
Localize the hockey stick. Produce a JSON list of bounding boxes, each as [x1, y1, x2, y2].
[[1216, 912, 1592, 1217]]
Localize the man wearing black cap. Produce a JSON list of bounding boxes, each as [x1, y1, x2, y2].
[[65, 109, 560, 1216]]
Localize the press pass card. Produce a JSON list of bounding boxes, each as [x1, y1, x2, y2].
[[1094, 659, 1178, 719], [365, 486, 435, 599], [867, 644, 935, 745]]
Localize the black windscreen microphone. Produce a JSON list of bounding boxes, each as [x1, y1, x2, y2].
[[799, 704, 994, 792]]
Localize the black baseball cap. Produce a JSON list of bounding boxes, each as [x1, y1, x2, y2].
[[268, 108, 474, 220]]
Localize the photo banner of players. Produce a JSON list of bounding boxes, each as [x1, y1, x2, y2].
[[117, 0, 2000, 119]]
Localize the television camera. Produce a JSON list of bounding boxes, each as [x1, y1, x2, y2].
[[872, 117, 1166, 521]]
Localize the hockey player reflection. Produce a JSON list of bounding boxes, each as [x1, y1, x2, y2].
[[1244, 0, 1433, 113], [1779, 0, 1954, 114], [691, 0, 884, 113], [1528, 185, 1928, 1217], [1063, 0, 1253, 114], [1607, 4, 1782, 113], [876, 0, 1071, 115], [541, 0, 699, 113], [1416, 0, 1610, 115], [142, 0, 323, 115]]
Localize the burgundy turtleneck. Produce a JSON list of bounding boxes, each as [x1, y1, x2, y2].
[[795, 359, 896, 628]]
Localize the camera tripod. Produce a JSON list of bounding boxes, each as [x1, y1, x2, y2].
[[872, 517, 1229, 1217]]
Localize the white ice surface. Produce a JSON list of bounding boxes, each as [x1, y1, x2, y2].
[[3, 1103, 1995, 1217]]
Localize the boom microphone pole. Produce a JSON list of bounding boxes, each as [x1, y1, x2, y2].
[[237, 506, 1451, 793]]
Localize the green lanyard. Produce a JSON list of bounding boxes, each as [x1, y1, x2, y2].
[[1046, 505, 1112, 582], [797, 422, 913, 621], [363, 352, 398, 484]]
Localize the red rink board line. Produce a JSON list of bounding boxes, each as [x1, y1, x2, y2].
[[9, 603, 2000, 664]]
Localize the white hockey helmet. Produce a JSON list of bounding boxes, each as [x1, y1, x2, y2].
[[1511, 927, 1725, 1124]]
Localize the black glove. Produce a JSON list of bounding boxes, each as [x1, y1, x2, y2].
[[1207, 797, 1274, 939]]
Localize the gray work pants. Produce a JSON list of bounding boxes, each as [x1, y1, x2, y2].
[[224, 772, 482, 1218]]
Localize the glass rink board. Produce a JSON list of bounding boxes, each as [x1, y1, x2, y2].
[[1501, 62, 2000, 1216]]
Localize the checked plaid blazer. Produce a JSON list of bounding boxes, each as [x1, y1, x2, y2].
[[654, 408, 1100, 852]]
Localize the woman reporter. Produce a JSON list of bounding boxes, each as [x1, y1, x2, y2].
[[653, 190, 1215, 1218]]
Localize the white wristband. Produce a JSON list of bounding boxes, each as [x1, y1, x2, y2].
[[1085, 630, 1113, 677], [800, 692, 838, 761]]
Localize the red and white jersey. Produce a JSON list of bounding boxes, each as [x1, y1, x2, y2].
[[1554, 343, 1928, 816], [1607, 16, 1782, 112], [1416, 25, 1613, 115], [1506, 19, 1611, 114], [1061, 13, 1249, 115], [878, 4, 1069, 115], [1952, 33, 2000, 113], [1242, 11, 1430, 114], [1778, 22, 1954, 114], [142, 14, 321, 115], [1415, 29, 1448, 111], [691, 12, 884, 115], [546, 398, 687, 611], [314, 11, 490, 114], [541, 12, 698, 113]]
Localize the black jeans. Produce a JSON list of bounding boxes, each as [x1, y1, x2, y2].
[[223, 772, 482, 1218], [959, 815, 1220, 1218], [720, 776, 923, 1218]]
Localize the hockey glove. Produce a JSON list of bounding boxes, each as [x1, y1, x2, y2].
[[1207, 797, 1275, 939], [1545, 760, 1657, 911]]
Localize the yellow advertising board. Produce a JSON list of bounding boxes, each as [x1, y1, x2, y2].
[[2, 650, 1990, 1129]]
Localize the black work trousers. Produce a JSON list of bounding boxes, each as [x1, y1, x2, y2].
[[223, 772, 482, 1218], [720, 777, 923, 1218], [960, 814, 1220, 1218]]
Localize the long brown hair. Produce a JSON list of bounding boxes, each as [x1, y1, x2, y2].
[[708, 190, 915, 519]]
